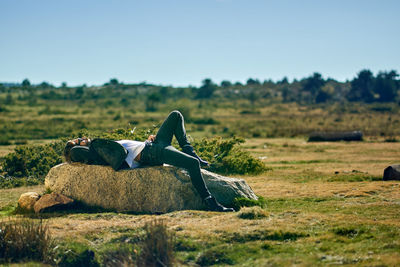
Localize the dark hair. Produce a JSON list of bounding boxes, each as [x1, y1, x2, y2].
[[63, 141, 75, 163]]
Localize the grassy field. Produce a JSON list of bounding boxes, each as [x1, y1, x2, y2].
[[1, 98, 400, 142], [1, 138, 399, 266]]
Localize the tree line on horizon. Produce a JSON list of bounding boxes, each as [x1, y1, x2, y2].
[[0, 69, 399, 107]]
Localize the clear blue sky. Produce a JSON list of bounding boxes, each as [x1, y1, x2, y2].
[[1, 0, 399, 87]]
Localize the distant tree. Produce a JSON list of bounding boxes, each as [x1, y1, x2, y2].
[[278, 77, 289, 84], [22, 78, 31, 87], [303, 73, 325, 100], [315, 90, 331, 103], [234, 81, 243, 86], [120, 98, 129, 106], [263, 79, 274, 86], [74, 87, 84, 99], [5, 94, 13, 105], [159, 87, 169, 98], [281, 87, 291, 102], [347, 69, 375, 102], [110, 78, 119, 86], [61, 82, 67, 88], [247, 91, 258, 104], [40, 81, 51, 89], [220, 80, 232, 88], [246, 78, 260, 85], [374, 70, 399, 102], [146, 92, 162, 111], [315, 83, 335, 103], [196, 78, 216, 99]]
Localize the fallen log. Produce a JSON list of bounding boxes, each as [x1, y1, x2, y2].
[[308, 131, 363, 142]]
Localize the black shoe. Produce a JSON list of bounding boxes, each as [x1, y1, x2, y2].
[[90, 139, 128, 171], [204, 196, 235, 212], [182, 145, 209, 167]]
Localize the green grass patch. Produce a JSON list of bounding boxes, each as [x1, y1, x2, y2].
[[222, 229, 307, 243], [194, 136, 268, 175], [268, 159, 341, 164], [327, 173, 382, 182], [51, 241, 99, 266], [237, 206, 269, 220], [332, 226, 367, 238], [232, 196, 267, 210]]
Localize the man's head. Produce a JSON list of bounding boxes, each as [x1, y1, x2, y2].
[[63, 137, 91, 162]]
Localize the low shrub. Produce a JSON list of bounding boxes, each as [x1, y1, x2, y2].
[[2, 141, 64, 178], [52, 242, 99, 267], [332, 226, 366, 238], [0, 175, 43, 189], [0, 218, 52, 264], [193, 136, 267, 175], [99, 126, 156, 141], [137, 219, 175, 267], [0, 137, 11, 146], [196, 244, 234, 266], [232, 196, 267, 210], [175, 237, 200, 252], [237, 207, 269, 220], [191, 117, 218, 125], [224, 229, 307, 243], [100, 244, 135, 267]]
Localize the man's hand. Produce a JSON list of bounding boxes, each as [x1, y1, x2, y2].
[[68, 137, 91, 147], [147, 135, 156, 142]]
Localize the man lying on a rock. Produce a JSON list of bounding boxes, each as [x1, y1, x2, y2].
[[63, 110, 234, 212]]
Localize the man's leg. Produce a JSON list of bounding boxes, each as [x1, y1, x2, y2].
[[155, 110, 209, 166], [139, 143, 233, 212], [155, 110, 190, 147], [160, 145, 233, 212], [161, 145, 210, 198]]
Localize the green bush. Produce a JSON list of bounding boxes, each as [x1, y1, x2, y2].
[[99, 244, 136, 267], [0, 136, 11, 146], [0, 176, 43, 189], [193, 137, 267, 175], [99, 127, 156, 141], [196, 244, 234, 266], [232, 196, 267, 210], [52, 242, 99, 267], [2, 141, 64, 178], [0, 218, 52, 264]]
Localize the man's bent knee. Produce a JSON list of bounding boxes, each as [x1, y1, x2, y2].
[[170, 110, 183, 119]]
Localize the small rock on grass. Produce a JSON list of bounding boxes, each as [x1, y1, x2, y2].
[[18, 192, 40, 212], [33, 192, 74, 213], [383, 165, 400, 181]]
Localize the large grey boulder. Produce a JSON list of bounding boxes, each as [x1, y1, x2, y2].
[[45, 163, 258, 213], [383, 165, 400, 181]]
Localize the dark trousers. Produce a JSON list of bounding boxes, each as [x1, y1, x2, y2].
[[140, 110, 211, 199]]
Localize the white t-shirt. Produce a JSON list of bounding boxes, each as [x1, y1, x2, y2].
[[115, 140, 146, 169]]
